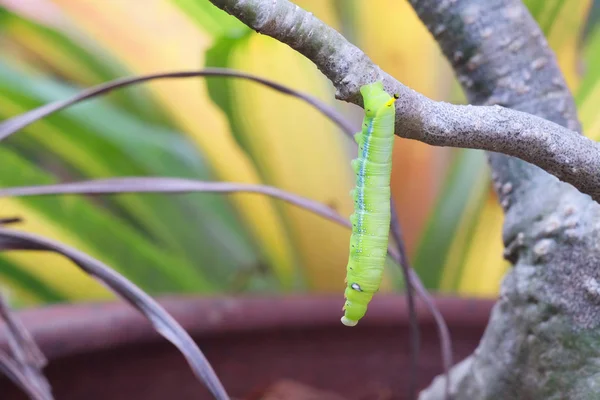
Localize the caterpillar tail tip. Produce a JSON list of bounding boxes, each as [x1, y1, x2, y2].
[[341, 316, 358, 327]]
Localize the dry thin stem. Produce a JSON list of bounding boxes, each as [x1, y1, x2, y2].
[[0, 177, 453, 399], [387, 217, 453, 400], [0, 68, 356, 143], [0, 55, 445, 398], [0, 351, 48, 400], [0, 229, 229, 400], [0, 178, 350, 229], [390, 202, 420, 400], [0, 294, 52, 400], [409, 271, 453, 399], [0, 217, 22, 225], [0, 296, 47, 370]]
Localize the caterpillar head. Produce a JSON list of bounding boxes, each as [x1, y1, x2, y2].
[[360, 81, 398, 118]]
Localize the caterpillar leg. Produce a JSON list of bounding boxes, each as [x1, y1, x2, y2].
[[341, 301, 358, 326], [351, 158, 362, 174]]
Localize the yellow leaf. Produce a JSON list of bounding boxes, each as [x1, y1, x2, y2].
[[228, 34, 354, 290], [544, 0, 591, 91], [352, 0, 453, 100], [0, 282, 42, 307], [0, 198, 113, 301], [577, 24, 600, 141], [456, 192, 509, 297], [3, 16, 103, 84], [44, 0, 298, 285], [579, 83, 600, 140], [294, 0, 339, 29], [438, 173, 489, 291]]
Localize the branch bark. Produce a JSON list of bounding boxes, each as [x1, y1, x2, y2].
[[208, 0, 600, 399], [208, 0, 600, 205], [407, 1, 600, 399]]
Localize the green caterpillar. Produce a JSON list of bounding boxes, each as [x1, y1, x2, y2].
[[342, 81, 398, 327]]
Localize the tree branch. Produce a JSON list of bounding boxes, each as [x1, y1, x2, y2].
[[209, 1, 600, 399], [209, 0, 600, 205], [407, 0, 581, 210], [405, 1, 600, 399]]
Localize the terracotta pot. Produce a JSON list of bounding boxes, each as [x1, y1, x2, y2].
[[0, 295, 495, 399]]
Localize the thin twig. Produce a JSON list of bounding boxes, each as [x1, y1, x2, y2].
[[0, 296, 47, 369], [0, 350, 48, 400], [0, 217, 22, 225], [389, 202, 420, 400], [0, 177, 454, 398], [0, 294, 52, 400], [0, 230, 229, 400], [0, 178, 349, 228], [0, 68, 356, 143], [389, 204, 453, 399], [408, 270, 453, 397], [0, 62, 451, 397]]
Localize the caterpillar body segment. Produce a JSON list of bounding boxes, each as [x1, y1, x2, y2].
[[342, 81, 397, 327]]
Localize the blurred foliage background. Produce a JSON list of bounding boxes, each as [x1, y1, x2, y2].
[[0, 0, 597, 307]]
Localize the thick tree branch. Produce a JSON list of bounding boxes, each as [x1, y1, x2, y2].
[[408, 0, 581, 211], [208, 0, 600, 205], [210, 1, 600, 399], [406, 1, 600, 399]]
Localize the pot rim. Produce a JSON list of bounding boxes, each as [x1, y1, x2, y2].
[[0, 294, 496, 361]]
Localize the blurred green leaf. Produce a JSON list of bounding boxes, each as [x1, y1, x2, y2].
[[576, 22, 600, 142], [524, 0, 566, 33], [584, 0, 600, 38], [0, 255, 66, 304], [524, 0, 591, 89], [452, 192, 507, 296], [578, 24, 600, 104], [205, 33, 254, 154], [0, 6, 169, 126], [205, 28, 357, 291], [173, 0, 250, 37], [37, 0, 300, 290], [0, 147, 212, 293], [413, 149, 489, 289], [0, 61, 261, 292]]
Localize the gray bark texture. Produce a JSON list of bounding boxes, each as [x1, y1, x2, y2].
[[410, 1, 600, 399], [208, 0, 600, 398], [210, 0, 600, 204]]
